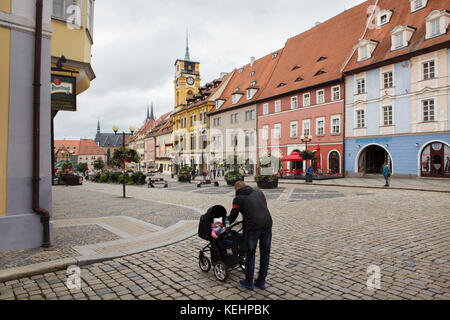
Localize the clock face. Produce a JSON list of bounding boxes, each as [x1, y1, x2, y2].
[[187, 77, 194, 85]]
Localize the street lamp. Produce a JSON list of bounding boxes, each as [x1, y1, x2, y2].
[[301, 135, 313, 169], [113, 125, 136, 198]]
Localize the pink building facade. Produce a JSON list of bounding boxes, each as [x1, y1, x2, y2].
[[258, 82, 344, 176]]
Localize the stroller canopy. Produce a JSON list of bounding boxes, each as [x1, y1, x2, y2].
[[198, 205, 227, 241]]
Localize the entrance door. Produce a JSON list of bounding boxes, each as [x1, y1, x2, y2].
[[358, 145, 391, 174], [421, 142, 450, 178], [329, 151, 340, 174]]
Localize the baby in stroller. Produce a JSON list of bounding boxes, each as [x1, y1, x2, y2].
[[198, 205, 246, 281]]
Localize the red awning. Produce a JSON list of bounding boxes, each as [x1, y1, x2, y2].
[[281, 152, 303, 162]]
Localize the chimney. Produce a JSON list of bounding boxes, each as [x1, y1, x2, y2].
[[250, 56, 255, 67]]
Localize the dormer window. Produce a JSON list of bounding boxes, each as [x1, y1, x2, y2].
[[215, 99, 225, 110], [295, 76, 303, 82], [291, 66, 301, 71], [250, 70, 255, 77], [425, 10, 450, 39], [317, 56, 327, 62], [277, 83, 286, 88], [246, 88, 258, 100], [234, 87, 240, 93], [390, 26, 415, 51], [377, 10, 393, 27], [251, 81, 257, 87], [410, 0, 427, 13], [232, 94, 242, 105], [272, 52, 278, 59], [239, 68, 244, 73], [356, 39, 378, 62], [314, 70, 326, 76]]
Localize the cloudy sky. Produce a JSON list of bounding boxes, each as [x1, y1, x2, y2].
[[54, 0, 366, 140]]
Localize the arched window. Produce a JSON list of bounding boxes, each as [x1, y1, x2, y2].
[[329, 151, 340, 175], [421, 142, 450, 178]]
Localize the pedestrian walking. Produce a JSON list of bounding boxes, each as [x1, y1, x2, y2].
[[383, 162, 390, 187], [228, 181, 273, 291]]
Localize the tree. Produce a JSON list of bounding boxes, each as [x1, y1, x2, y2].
[[94, 158, 105, 171], [77, 162, 89, 174], [111, 148, 140, 169], [61, 161, 73, 174]]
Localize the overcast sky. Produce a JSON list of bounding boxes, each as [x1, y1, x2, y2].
[[54, 0, 367, 140]]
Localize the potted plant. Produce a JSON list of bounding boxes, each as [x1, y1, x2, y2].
[[256, 154, 279, 189], [255, 173, 279, 189], [178, 165, 193, 182], [225, 171, 244, 186]]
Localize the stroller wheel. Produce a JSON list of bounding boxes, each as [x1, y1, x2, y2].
[[199, 256, 211, 272], [213, 261, 228, 282]]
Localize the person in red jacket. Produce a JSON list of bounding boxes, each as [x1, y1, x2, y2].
[[228, 181, 273, 290]]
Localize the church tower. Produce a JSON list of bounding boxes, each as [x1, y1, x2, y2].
[[174, 32, 200, 112]]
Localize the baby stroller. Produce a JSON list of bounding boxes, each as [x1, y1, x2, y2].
[[198, 205, 246, 281]]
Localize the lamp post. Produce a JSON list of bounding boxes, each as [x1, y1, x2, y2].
[[113, 125, 135, 198], [300, 135, 313, 169]]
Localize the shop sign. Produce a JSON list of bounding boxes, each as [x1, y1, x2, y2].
[[51, 75, 77, 111]]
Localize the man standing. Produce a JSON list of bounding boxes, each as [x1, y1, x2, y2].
[[228, 181, 273, 290], [383, 162, 390, 187]]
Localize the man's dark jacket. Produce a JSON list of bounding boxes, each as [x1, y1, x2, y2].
[[228, 186, 272, 232]]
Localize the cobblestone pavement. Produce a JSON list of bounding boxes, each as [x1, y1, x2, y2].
[[0, 180, 449, 300]]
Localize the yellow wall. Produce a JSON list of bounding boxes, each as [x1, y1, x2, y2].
[[51, 0, 93, 95], [0, 0, 11, 13], [0, 27, 10, 216]]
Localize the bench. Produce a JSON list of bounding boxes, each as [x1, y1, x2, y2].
[[147, 178, 168, 188]]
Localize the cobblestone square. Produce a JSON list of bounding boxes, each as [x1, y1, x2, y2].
[[0, 179, 449, 300]]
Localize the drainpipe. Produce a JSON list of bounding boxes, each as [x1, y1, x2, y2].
[[33, 0, 51, 248]]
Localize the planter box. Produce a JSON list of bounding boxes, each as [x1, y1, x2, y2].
[[225, 177, 244, 186], [257, 179, 278, 189], [60, 174, 83, 185], [178, 176, 191, 183]]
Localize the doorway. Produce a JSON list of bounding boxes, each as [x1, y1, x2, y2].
[[358, 145, 391, 174]]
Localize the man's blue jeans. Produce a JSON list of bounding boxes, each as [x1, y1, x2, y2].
[[244, 228, 272, 283]]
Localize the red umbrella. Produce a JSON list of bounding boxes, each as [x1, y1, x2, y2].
[[315, 145, 321, 168], [281, 152, 303, 162]]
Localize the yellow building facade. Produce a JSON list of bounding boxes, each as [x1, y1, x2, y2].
[[0, 0, 96, 252], [0, 1, 11, 216]]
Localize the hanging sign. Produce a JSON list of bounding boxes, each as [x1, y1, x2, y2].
[[51, 75, 77, 111]]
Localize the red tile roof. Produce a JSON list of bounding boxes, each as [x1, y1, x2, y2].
[[210, 50, 282, 114], [258, 0, 372, 100], [54, 140, 80, 155], [78, 139, 106, 156], [344, 0, 450, 73]]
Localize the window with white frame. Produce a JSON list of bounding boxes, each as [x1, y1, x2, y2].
[[230, 133, 238, 147], [245, 110, 255, 121], [231, 113, 238, 124], [291, 96, 298, 109], [383, 71, 394, 88], [422, 60, 435, 80], [302, 119, 311, 137], [316, 118, 325, 136], [331, 115, 341, 134], [332, 86, 341, 101], [356, 109, 365, 128], [274, 100, 281, 113], [52, 0, 81, 26], [274, 124, 281, 140], [86, 0, 94, 38], [263, 103, 269, 115], [382, 105, 393, 126], [303, 93, 310, 107], [245, 131, 255, 147], [356, 78, 366, 94], [290, 121, 298, 138], [262, 125, 269, 141], [377, 10, 393, 27], [356, 39, 378, 62], [317, 90, 325, 104], [360, 45, 368, 60], [390, 26, 415, 51], [410, 0, 427, 12], [232, 94, 242, 105], [422, 99, 435, 121], [425, 10, 450, 39]]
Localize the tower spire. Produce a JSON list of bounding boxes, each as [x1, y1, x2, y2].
[[146, 105, 150, 120], [97, 120, 100, 133], [150, 103, 155, 120], [184, 29, 190, 61]]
